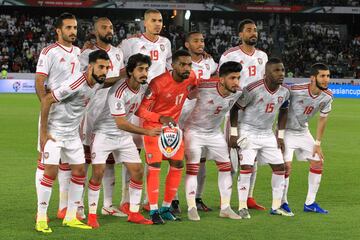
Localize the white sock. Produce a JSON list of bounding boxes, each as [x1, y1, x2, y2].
[[129, 179, 143, 213], [88, 180, 101, 215], [218, 171, 232, 210], [65, 175, 85, 221], [102, 164, 115, 208], [35, 163, 44, 195], [37, 174, 55, 221], [271, 171, 285, 210], [282, 174, 290, 204], [120, 164, 130, 205], [58, 164, 71, 211], [79, 163, 89, 210], [196, 160, 206, 199], [305, 168, 322, 205], [248, 162, 257, 198], [237, 169, 252, 209], [186, 164, 200, 210]]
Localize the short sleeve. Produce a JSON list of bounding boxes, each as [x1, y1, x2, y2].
[[165, 39, 172, 70], [109, 90, 126, 117], [36, 51, 51, 76], [236, 87, 252, 108], [52, 82, 73, 102], [320, 98, 332, 116], [209, 58, 218, 75], [79, 50, 90, 71]]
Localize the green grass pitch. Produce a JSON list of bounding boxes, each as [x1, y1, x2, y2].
[[0, 94, 359, 240]]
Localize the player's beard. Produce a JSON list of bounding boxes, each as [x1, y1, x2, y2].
[[99, 34, 113, 44], [244, 37, 257, 46], [92, 70, 106, 84], [138, 76, 148, 85], [224, 83, 237, 93], [62, 33, 77, 43], [315, 78, 328, 90], [179, 71, 190, 80]]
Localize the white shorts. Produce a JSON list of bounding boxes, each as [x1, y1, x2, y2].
[[184, 130, 230, 164], [91, 132, 141, 164], [283, 130, 321, 162], [129, 116, 144, 149], [82, 89, 109, 146], [42, 136, 85, 165], [239, 131, 284, 166]]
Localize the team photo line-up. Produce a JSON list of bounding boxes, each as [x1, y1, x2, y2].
[[34, 8, 333, 233]]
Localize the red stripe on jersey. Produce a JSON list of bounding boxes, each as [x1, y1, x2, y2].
[[111, 113, 126, 117], [198, 82, 217, 88], [115, 81, 128, 99], [223, 46, 240, 56], [51, 91, 60, 102], [36, 72, 48, 76], [246, 79, 264, 92], [70, 75, 86, 90], [323, 90, 333, 97], [126, 80, 140, 94], [42, 43, 57, 55], [291, 83, 309, 90]]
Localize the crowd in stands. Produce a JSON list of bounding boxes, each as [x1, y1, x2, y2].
[[0, 13, 359, 79]]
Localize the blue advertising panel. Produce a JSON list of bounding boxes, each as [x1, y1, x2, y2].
[[0, 79, 35, 93], [328, 84, 360, 99]]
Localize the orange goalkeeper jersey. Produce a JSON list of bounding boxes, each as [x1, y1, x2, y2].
[[136, 70, 198, 128]]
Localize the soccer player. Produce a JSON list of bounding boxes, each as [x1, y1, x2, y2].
[[35, 12, 82, 221], [220, 19, 268, 210], [278, 63, 332, 215], [136, 50, 198, 224], [87, 54, 158, 228], [118, 9, 172, 211], [184, 61, 243, 221], [79, 17, 126, 217], [176, 31, 218, 213], [231, 58, 292, 218], [36, 50, 110, 233]]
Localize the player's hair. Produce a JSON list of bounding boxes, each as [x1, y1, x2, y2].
[[185, 31, 203, 42], [55, 12, 76, 29], [172, 50, 191, 62], [266, 57, 283, 67], [94, 17, 111, 27], [310, 63, 329, 76], [238, 19, 255, 33], [126, 53, 152, 78], [88, 49, 110, 64], [144, 9, 161, 19], [219, 61, 242, 77]]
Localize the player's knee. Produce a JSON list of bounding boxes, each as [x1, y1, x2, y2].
[[148, 162, 161, 168], [285, 162, 292, 175], [71, 165, 86, 177], [130, 165, 144, 182], [44, 164, 59, 178], [240, 164, 253, 171], [92, 165, 105, 182], [310, 160, 323, 171], [170, 160, 183, 169], [270, 163, 285, 172]]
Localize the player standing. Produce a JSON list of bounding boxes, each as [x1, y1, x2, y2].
[[175, 31, 218, 213], [36, 50, 110, 233], [87, 54, 158, 228], [79, 17, 125, 217], [231, 58, 292, 218], [184, 61, 243, 221], [278, 63, 332, 215], [136, 50, 197, 224], [220, 19, 268, 211], [35, 12, 82, 220], [118, 9, 172, 211]]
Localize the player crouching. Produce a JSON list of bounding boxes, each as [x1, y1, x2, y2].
[[87, 54, 158, 227]]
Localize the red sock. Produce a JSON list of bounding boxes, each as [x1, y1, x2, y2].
[[163, 166, 183, 204], [147, 166, 161, 205]]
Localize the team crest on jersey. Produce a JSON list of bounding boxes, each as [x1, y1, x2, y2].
[[319, 102, 325, 110], [43, 152, 49, 159], [257, 58, 263, 64], [160, 44, 165, 51], [158, 125, 183, 158], [91, 152, 96, 160], [115, 101, 123, 111], [205, 64, 210, 70], [278, 96, 284, 103], [116, 54, 121, 61]]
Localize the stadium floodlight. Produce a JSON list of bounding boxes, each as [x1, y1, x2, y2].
[[185, 10, 191, 20], [135, 18, 141, 22]]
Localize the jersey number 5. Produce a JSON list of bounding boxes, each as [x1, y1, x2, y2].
[[265, 103, 274, 113]]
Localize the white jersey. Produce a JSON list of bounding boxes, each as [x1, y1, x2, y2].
[[179, 57, 218, 128], [286, 83, 333, 132], [36, 42, 81, 90], [119, 34, 172, 82], [184, 80, 243, 133], [79, 45, 125, 145], [93, 79, 147, 137], [219, 46, 267, 88], [191, 57, 218, 80], [237, 79, 290, 134], [49, 73, 102, 140]]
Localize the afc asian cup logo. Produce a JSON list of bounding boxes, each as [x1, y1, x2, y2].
[[13, 81, 21, 92], [116, 54, 121, 61], [160, 44, 165, 51], [43, 152, 49, 159], [319, 102, 325, 110], [257, 58, 263, 64], [278, 96, 284, 103]]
